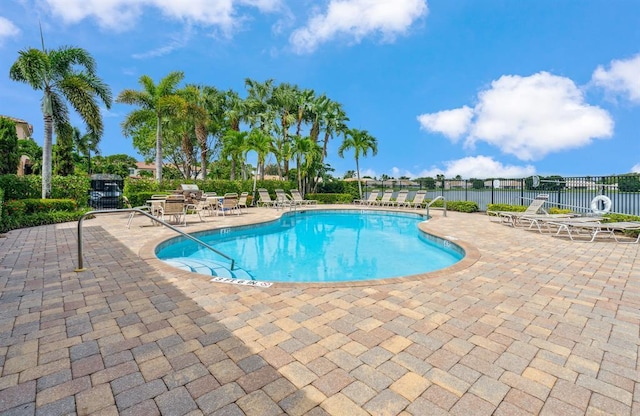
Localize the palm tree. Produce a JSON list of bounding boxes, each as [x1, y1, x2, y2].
[[53, 123, 75, 176], [246, 129, 272, 181], [182, 84, 223, 179], [338, 128, 378, 199], [117, 71, 184, 183], [221, 129, 248, 180], [320, 99, 349, 164], [9, 43, 112, 198], [73, 127, 100, 174]]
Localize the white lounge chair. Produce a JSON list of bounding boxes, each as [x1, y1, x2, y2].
[[290, 189, 317, 205], [373, 190, 394, 206], [237, 192, 249, 213], [354, 190, 379, 206], [488, 194, 550, 226], [257, 188, 278, 208], [391, 190, 410, 208], [275, 189, 298, 208], [410, 190, 427, 209], [549, 220, 640, 243]]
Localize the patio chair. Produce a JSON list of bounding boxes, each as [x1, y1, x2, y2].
[[290, 189, 317, 205], [123, 196, 153, 229], [409, 190, 427, 209], [372, 189, 394, 206], [162, 197, 187, 226], [257, 188, 278, 208], [354, 190, 380, 206], [391, 190, 410, 208], [549, 220, 640, 243], [185, 198, 211, 222], [217, 193, 240, 216]]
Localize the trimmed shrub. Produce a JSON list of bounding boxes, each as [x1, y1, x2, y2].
[[428, 199, 479, 213], [306, 193, 352, 204], [486, 203, 526, 213], [0, 197, 84, 233], [124, 177, 298, 199], [3, 199, 27, 217]]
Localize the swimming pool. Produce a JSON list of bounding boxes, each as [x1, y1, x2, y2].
[[156, 210, 464, 283]]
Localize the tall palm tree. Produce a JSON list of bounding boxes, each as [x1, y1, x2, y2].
[[221, 129, 248, 180], [9, 43, 112, 198], [73, 127, 100, 174], [293, 135, 322, 193], [117, 71, 184, 183], [222, 89, 245, 132], [338, 128, 378, 199], [182, 84, 223, 179], [320, 99, 349, 164], [246, 129, 272, 181]]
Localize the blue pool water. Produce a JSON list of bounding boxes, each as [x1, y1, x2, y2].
[[156, 210, 464, 283]]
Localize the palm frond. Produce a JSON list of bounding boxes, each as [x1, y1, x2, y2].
[[8, 48, 49, 90]]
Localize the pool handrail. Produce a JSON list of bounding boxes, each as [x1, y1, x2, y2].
[[75, 208, 236, 272], [426, 196, 447, 217]]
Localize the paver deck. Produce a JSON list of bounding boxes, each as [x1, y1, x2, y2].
[[0, 205, 638, 415]]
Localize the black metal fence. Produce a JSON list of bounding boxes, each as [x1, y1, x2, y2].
[[362, 175, 640, 216]]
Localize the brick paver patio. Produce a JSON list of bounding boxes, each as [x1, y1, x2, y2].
[[0, 206, 638, 415]]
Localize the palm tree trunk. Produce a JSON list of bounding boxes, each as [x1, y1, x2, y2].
[[196, 123, 207, 179], [182, 132, 193, 179], [42, 113, 53, 198], [155, 116, 163, 183], [355, 157, 362, 199]]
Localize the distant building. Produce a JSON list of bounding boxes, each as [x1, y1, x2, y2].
[[129, 161, 156, 178], [1, 115, 33, 139], [1, 115, 35, 175], [129, 162, 207, 179]]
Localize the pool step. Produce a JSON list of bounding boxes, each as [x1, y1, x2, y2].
[[163, 257, 256, 280]]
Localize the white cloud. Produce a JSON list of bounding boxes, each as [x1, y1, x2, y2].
[[418, 72, 613, 161], [360, 168, 378, 178], [290, 0, 428, 54], [632, 164, 640, 173], [132, 27, 192, 59], [41, 0, 283, 33], [417, 106, 472, 141], [592, 54, 640, 102], [405, 156, 535, 179], [0, 16, 20, 43]]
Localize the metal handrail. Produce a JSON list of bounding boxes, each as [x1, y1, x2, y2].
[[426, 196, 447, 217], [75, 208, 236, 272]]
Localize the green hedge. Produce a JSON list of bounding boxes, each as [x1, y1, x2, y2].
[[0, 197, 84, 233], [428, 199, 479, 213], [0, 174, 90, 205], [0, 211, 88, 233], [305, 193, 352, 204], [124, 178, 297, 196]]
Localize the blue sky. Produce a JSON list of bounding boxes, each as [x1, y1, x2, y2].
[[1, 0, 640, 179]]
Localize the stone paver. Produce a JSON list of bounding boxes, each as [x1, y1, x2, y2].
[[0, 206, 638, 414]]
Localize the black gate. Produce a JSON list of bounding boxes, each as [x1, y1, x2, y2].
[[88, 174, 124, 209]]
